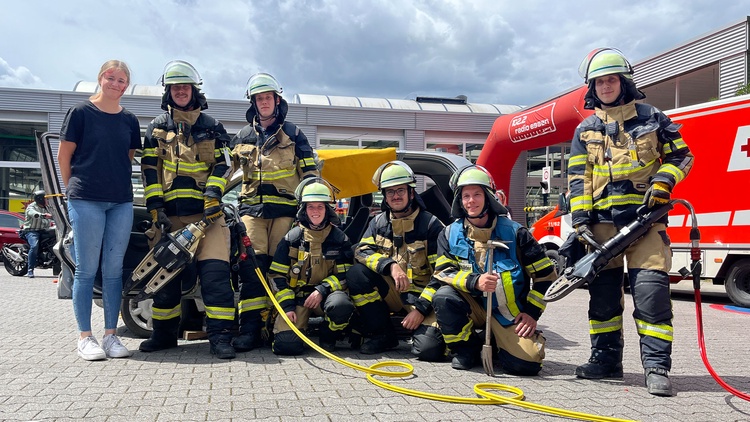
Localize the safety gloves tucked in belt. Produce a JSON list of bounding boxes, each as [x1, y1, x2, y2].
[[203, 198, 224, 224], [643, 182, 671, 208], [575, 224, 594, 245], [150, 208, 172, 232]]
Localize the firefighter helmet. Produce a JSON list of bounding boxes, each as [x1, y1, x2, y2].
[[161, 60, 202, 86], [295, 178, 336, 204], [372, 161, 417, 190], [578, 48, 633, 83], [245, 72, 283, 99], [449, 165, 506, 218]]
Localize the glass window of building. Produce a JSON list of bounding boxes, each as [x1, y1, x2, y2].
[[0, 121, 48, 212]]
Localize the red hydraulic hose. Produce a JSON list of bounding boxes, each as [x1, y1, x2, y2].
[[694, 288, 750, 401], [674, 198, 750, 402]]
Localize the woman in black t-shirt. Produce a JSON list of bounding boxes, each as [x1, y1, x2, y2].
[[59, 60, 141, 361]]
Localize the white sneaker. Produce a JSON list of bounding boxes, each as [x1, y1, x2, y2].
[[102, 334, 132, 358], [78, 336, 107, 361]]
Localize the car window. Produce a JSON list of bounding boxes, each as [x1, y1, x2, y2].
[[0, 214, 22, 228]]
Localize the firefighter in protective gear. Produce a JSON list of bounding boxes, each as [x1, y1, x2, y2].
[[22, 190, 54, 278], [432, 166, 557, 374], [346, 161, 447, 360], [569, 48, 694, 396], [140, 60, 237, 359], [230, 72, 319, 352], [267, 178, 354, 355]]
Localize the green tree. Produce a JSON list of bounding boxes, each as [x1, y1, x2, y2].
[[735, 82, 750, 96]]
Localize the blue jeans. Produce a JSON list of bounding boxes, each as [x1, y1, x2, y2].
[[26, 231, 40, 271], [68, 199, 133, 332]]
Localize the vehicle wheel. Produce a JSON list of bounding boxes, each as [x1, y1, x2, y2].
[[52, 260, 62, 277], [545, 249, 565, 275], [725, 260, 750, 308], [121, 298, 154, 338], [3, 244, 27, 276]]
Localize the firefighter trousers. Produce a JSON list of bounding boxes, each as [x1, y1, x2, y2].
[[237, 215, 294, 335], [149, 214, 235, 343], [587, 222, 673, 370], [433, 285, 545, 375], [347, 263, 444, 360]]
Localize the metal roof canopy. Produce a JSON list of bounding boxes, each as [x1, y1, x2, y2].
[[633, 17, 749, 110]]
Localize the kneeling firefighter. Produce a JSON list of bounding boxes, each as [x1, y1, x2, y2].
[[139, 60, 236, 359], [346, 161, 447, 360], [432, 165, 557, 374], [267, 178, 355, 355]]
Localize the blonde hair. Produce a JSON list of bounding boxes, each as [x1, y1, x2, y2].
[[90, 60, 131, 101]]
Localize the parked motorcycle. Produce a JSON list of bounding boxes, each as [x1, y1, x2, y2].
[[2, 228, 61, 276]]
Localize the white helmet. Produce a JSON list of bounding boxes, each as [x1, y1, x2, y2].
[[161, 60, 202, 86], [244, 72, 283, 99]]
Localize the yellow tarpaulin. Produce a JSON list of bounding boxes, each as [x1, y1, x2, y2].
[[317, 148, 397, 199]]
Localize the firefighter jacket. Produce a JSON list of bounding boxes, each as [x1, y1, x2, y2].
[[569, 101, 694, 227], [23, 202, 51, 231], [354, 206, 444, 316], [142, 108, 232, 216], [230, 99, 318, 219], [268, 224, 353, 314], [433, 216, 556, 325]]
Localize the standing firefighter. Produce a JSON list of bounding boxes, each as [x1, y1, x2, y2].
[[569, 48, 694, 395], [432, 166, 556, 374], [231, 72, 319, 352], [346, 161, 446, 360], [139, 60, 237, 359], [267, 178, 354, 355]]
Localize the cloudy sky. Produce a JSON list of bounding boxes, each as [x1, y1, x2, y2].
[[1, 1, 749, 107]]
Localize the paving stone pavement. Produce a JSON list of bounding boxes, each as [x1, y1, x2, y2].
[[1, 269, 749, 421]]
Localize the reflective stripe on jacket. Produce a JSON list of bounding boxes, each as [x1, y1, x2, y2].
[[568, 101, 693, 227], [142, 108, 232, 216]]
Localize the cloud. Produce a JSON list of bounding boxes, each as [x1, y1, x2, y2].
[[0, 0, 748, 107], [0, 57, 47, 89]]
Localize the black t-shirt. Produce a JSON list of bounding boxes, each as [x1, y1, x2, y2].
[[60, 100, 141, 203]]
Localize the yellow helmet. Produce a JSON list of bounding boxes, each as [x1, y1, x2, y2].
[[294, 178, 336, 204], [578, 48, 633, 84], [372, 161, 416, 190]]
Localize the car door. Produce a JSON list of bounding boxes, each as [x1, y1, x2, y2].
[[36, 132, 152, 299]]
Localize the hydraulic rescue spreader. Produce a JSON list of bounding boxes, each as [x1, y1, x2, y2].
[[544, 199, 750, 402]]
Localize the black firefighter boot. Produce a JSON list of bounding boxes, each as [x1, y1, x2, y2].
[[359, 301, 399, 354], [645, 367, 673, 396], [210, 331, 236, 359], [139, 318, 179, 352], [318, 324, 339, 352], [575, 358, 624, 379], [449, 336, 480, 371]]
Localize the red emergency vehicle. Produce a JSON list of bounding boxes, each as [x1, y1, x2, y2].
[[477, 90, 750, 307]]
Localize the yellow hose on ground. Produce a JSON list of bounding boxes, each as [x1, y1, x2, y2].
[[254, 266, 634, 422]]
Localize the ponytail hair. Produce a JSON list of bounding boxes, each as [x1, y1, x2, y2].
[[90, 60, 131, 101]]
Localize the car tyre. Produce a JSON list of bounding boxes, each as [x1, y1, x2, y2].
[[121, 297, 154, 338], [725, 260, 750, 308]]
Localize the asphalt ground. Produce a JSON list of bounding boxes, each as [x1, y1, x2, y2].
[[1, 269, 749, 422]]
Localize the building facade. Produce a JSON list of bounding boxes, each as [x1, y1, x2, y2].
[[1, 18, 748, 221]]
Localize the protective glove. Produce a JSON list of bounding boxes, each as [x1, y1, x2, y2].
[[203, 198, 224, 224], [643, 182, 671, 208], [575, 224, 594, 245], [150, 207, 172, 232]]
